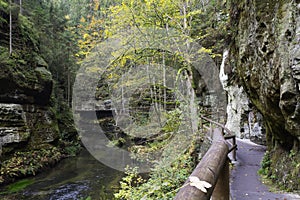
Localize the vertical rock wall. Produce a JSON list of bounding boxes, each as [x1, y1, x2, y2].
[[0, 66, 59, 155], [0, 65, 79, 184], [0, 103, 60, 153], [220, 49, 250, 138], [220, 49, 265, 143], [226, 0, 300, 190]]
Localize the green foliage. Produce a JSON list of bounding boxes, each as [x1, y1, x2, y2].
[[162, 108, 182, 133], [104, 0, 228, 61], [0, 46, 13, 65], [18, 0, 80, 105], [115, 148, 196, 200], [0, 2, 45, 68], [0, 146, 62, 184], [0, 0, 8, 9], [259, 149, 300, 192], [63, 144, 81, 157], [0, 0, 8, 24], [114, 166, 145, 199], [107, 0, 181, 34], [258, 150, 271, 176], [18, 14, 39, 52], [289, 149, 296, 158], [83, 196, 92, 200]]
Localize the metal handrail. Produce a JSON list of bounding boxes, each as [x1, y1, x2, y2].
[[200, 115, 237, 161]]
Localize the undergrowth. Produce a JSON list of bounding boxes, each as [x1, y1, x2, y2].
[[114, 139, 201, 200], [0, 146, 62, 184]]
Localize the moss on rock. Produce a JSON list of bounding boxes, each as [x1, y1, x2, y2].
[[229, 0, 300, 191]]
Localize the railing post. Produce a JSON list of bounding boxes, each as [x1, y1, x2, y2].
[[211, 158, 230, 200], [232, 136, 237, 161]]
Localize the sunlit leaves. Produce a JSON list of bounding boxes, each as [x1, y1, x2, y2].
[[64, 0, 108, 60], [107, 0, 186, 35], [75, 16, 104, 59], [80, 16, 86, 23], [64, 14, 70, 20]]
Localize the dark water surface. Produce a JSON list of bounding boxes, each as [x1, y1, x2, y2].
[[0, 149, 123, 200]]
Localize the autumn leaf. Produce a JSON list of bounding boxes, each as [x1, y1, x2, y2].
[[189, 176, 212, 193]]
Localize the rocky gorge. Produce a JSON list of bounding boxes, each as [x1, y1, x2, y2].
[[0, 0, 299, 195], [223, 0, 300, 191]]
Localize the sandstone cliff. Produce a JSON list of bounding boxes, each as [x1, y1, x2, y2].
[[224, 0, 300, 191], [0, 62, 80, 184]]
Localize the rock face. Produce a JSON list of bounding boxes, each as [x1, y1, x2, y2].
[[220, 50, 250, 138], [220, 50, 266, 144], [0, 103, 59, 154], [0, 104, 30, 152], [226, 0, 300, 190], [0, 65, 58, 155], [0, 64, 80, 184], [0, 66, 52, 106]]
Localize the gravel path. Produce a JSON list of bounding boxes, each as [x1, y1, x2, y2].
[[230, 139, 300, 200]]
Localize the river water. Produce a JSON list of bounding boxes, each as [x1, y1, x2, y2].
[[0, 149, 124, 200]]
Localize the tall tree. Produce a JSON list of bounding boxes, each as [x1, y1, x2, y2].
[[9, 0, 12, 55], [19, 0, 21, 14]]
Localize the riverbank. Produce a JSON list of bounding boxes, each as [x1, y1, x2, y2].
[[0, 148, 123, 199]]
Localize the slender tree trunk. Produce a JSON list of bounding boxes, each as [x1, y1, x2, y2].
[[152, 76, 162, 127], [19, 0, 22, 14], [9, 0, 12, 55], [184, 70, 198, 134], [121, 74, 125, 113], [67, 70, 70, 106], [163, 53, 167, 110]]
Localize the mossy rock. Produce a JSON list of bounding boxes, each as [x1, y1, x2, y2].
[[260, 147, 300, 191], [5, 179, 34, 194], [0, 64, 53, 105]]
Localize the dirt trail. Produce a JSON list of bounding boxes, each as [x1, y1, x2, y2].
[[230, 139, 300, 200]]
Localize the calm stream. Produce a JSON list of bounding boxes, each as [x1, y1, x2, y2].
[[0, 148, 123, 200]]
